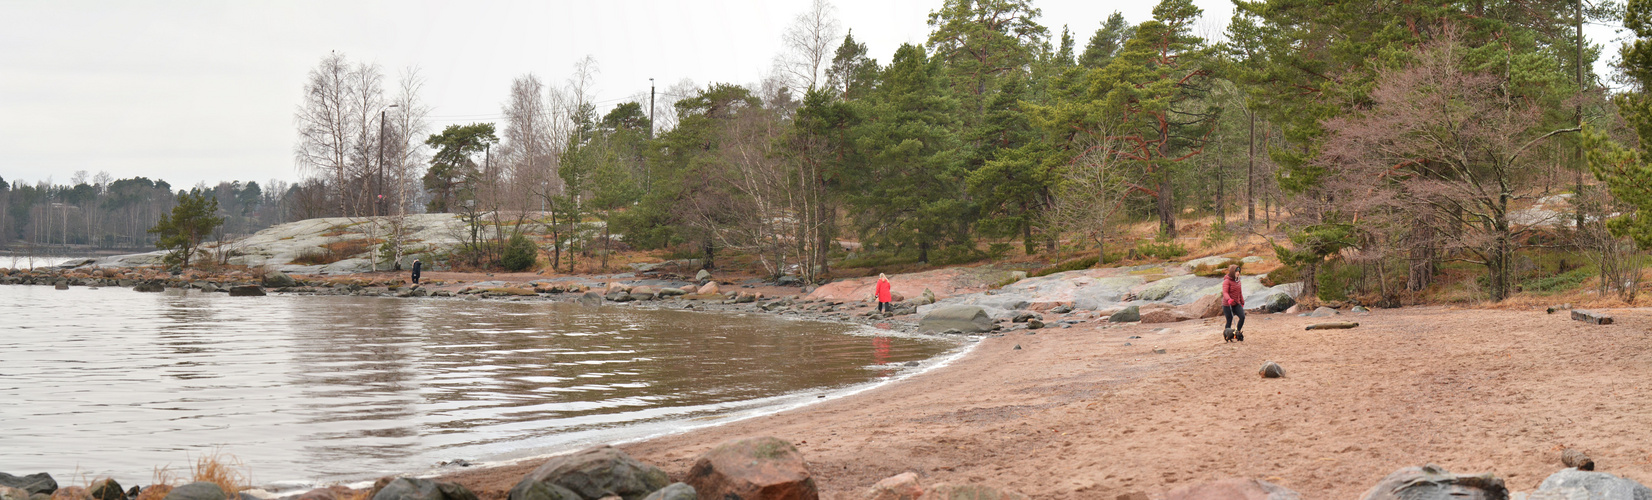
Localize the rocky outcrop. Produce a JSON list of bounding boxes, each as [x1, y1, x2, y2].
[[372, 478, 476, 500], [919, 305, 994, 333], [1535, 469, 1652, 500], [1360, 464, 1506, 500], [508, 445, 670, 500], [1166, 478, 1301, 500], [685, 437, 819, 500]]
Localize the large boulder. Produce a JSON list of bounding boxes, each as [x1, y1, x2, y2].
[[919, 305, 995, 333], [1109, 305, 1141, 323], [640, 483, 696, 500], [162, 482, 226, 500], [1360, 465, 1507, 500], [577, 292, 603, 307], [1535, 469, 1652, 500], [1166, 478, 1300, 500], [1307, 306, 1338, 318], [685, 437, 819, 500], [262, 270, 299, 290], [508, 445, 669, 500], [924, 484, 1027, 500], [228, 285, 266, 297], [698, 282, 721, 295], [1256, 291, 1295, 313], [0, 474, 56, 496], [372, 478, 476, 500], [1183, 293, 1224, 319]]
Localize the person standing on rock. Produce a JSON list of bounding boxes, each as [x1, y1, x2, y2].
[[876, 273, 893, 314], [411, 259, 422, 286], [1222, 265, 1246, 342]]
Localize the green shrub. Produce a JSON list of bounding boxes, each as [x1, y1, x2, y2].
[[501, 234, 539, 272], [1263, 265, 1300, 286], [1203, 222, 1233, 247], [1031, 256, 1100, 277], [987, 242, 1014, 261], [1520, 267, 1593, 294], [1136, 239, 1187, 260], [1316, 262, 1361, 302]]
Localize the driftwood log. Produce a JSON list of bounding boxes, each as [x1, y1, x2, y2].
[[1305, 322, 1359, 330]]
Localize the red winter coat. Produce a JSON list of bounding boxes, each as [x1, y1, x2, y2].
[[876, 279, 892, 303], [1222, 276, 1244, 307]]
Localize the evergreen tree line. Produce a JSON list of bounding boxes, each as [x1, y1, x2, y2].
[[296, 0, 1652, 306], [0, 171, 298, 256]]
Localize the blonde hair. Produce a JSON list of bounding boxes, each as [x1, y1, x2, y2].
[[878, 273, 888, 281]]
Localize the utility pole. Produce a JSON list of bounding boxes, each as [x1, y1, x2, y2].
[[1575, 0, 1586, 231], [648, 78, 656, 140]]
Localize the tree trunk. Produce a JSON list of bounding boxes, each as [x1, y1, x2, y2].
[[1247, 111, 1256, 224], [919, 240, 930, 264], [1157, 176, 1177, 238]]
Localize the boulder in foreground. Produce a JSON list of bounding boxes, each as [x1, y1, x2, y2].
[[0, 473, 57, 496], [1535, 468, 1652, 500], [1259, 362, 1285, 378], [509, 445, 668, 500], [1166, 478, 1301, 500], [639, 483, 695, 500], [862, 473, 923, 500], [919, 305, 994, 333], [373, 478, 476, 500], [162, 482, 226, 500], [686, 437, 818, 500], [1109, 305, 1141, 323], [1360, 464, 1505, 500]]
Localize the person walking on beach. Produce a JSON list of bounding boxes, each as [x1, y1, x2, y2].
[[1222, 264, 1245, 342], [875, 273, 893, 314], [411, 259, 423, 286]]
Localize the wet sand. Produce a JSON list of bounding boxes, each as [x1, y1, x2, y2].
[[439, 306, 1652, 499]]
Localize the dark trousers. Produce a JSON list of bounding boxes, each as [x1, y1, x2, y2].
[[878, 301, 891, 313], [411, 272, 420, 285], [1223, 305, 1246, 331]]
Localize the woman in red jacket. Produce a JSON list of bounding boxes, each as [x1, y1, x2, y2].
[[1222, 265, 1246, 342], [875, 273, 893, 314]]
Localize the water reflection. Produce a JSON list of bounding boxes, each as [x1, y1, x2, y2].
[[0, 286, 957, 484]]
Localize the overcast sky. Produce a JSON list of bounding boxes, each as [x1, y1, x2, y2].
[[0, 0, 1622, 191]]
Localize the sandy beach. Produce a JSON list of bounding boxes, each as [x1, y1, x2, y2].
[[438, 305, 1652, 499]]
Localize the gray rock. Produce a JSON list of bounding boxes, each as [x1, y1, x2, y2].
[[626, 292, 656, 302], [263, 271, 298, 288], [87, 479, 122, 500], [1050, 305, 1073, 314], [919, 305, 995, 333], [1109, 305, 1141, 323], [508, 445, 669, 500], [1307, 306, 1339, 318], [0, 486, 29, 500], [0, 473, 56, 496], [640, 483, 696, 500], [1026, 319, 1044, 329], [1360, 464, 1507, 500], [1536, 469, 1652, 500], [1259, 361, 1285, 378], [695, 269, 712, 282], [1352, 306, 1370, 313], [163, 482, 227, 500], [373, 478, 476, 500], [1241, 256, 1265, 264], [1572, 309, 1614, 325], [228, 285, 266, 297], [578, 292, 603, 307], [1259, 291, 1296, 313], [606, 291, 634, 302]]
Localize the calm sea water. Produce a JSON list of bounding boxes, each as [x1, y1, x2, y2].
[[0, 285, 958, 486]]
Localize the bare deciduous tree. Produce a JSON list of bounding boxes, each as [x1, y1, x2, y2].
[[774, 0, 843, 93]]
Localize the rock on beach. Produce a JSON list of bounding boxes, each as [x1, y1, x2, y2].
[[685, 437, 818, 500], [919, 305, 995, 333]]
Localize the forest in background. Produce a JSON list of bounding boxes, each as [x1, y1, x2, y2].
[[18, 0, 1652, 307]]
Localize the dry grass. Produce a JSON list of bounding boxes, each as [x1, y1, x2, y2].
[[190, 452, 248, 494]]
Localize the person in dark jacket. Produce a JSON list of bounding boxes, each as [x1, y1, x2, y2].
[[411, 259, 422, 286], [1222, 265, 1245, 342]]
